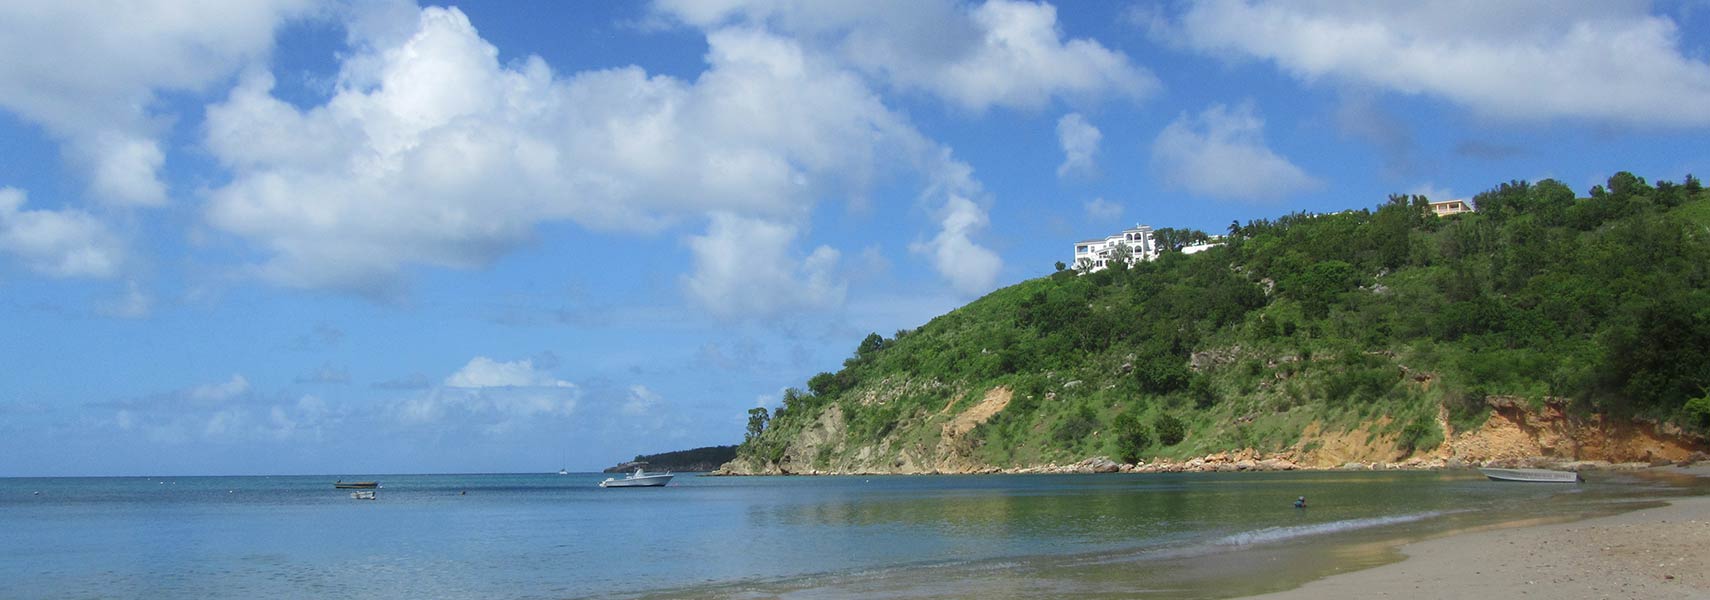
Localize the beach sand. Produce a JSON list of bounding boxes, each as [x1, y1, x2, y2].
[[1243, 466, 1710, 600]]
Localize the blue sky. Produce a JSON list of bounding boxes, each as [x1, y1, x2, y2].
[[2, 0, 1708, 476]]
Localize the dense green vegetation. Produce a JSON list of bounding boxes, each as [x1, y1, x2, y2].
[[737, 173, 1710, 470], [605, 445, 738, 472]]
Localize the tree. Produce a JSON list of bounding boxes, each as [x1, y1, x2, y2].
[[1154, 414, 1186, 446], [1054, 260, 1067, 272], [857, 332, 884, 357], [1134, 349, 1190, 395], [745, 407, 769, 442], [1107, 241, 1134, 270], [807, 371, 847, 397], [1112, 413, 1152, 463]]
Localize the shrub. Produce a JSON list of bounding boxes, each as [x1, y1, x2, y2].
[[1684, 395, 1710, 431], [1053, 405, 1101, 446], [1397, 414, 1443, 453], [1154, 413, 1187, 446], [1112, 413, 1152, 463]]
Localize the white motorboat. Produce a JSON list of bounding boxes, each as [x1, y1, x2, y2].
[[1478, 467, 1581, 483], [349, 490, 377, 500], [599, 467, 673, 488]]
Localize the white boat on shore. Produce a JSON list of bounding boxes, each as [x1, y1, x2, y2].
[[599, 467, 673, 488], [1479, 467, 1581, 483]]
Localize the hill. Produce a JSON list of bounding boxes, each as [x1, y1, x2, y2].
[[604, 445, 739, 473], [724, 173, 1710, 474]]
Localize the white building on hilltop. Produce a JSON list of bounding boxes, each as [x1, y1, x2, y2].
[[1073, 225, 1158, 272], [1429, 198, 1474, 217]]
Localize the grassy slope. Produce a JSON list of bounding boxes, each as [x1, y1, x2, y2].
[[736, 176, 1710, 471]]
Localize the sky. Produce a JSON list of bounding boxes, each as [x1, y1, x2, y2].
[[2, 0, 1709, 476]]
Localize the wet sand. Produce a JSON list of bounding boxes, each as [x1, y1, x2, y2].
[[1243, 466, 1710, 600]]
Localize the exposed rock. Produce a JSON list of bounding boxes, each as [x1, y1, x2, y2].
[[1190, 346, 1242, 372], [1073, 456, 1123, 473]]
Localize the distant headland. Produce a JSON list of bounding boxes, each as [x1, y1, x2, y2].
[[603, 445, 738, 473]]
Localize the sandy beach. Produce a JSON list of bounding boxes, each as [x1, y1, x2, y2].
[[1243, 466, 1710, 600]]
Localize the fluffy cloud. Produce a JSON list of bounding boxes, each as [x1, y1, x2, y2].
[[1150, 103, 1320, 202], [1407, 183, 1460, 204], [444, 357, 571, 389], [1166, 1, 1710, 126], [912, 195, 1002, 295], [621, 385, 662, 416], [684, 213, 844, 318], [655, 0, 1156, 112], [1083, 197, 1122, 220], [0, 187, 125, 278], [189, 374, 251, 402], [394, 356, 578, 434], [1056, 113, 1101, 178], [204, 6, 979, 302], [0, 0, 317, 205], [102, 375, 335, 444], [96, 280, 154, 319]]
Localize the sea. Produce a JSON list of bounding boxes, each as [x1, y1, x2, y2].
[[2, 469, 1703, 599]]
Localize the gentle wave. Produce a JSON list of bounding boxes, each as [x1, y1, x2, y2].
[[1213, 510, 1455, 547]]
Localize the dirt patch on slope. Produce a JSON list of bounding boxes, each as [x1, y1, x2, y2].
[[933, 387, 1012, 472], [1292, 419, 1401, 467]]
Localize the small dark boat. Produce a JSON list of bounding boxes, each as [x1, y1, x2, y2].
[[334, 480, 379, 489]]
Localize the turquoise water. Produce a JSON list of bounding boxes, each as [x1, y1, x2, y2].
[[1, 470, 1701, 599]]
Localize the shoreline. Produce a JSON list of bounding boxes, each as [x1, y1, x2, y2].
[[712, 454, 1696, 476], [1237, 464, 1710, 599]]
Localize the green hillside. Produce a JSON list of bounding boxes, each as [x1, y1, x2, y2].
[[733, 173, 1710, 473]]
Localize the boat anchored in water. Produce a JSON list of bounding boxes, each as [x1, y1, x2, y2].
[[599, 467, 673, 488], [349, 490, 377, 500], [1479, 467, 1581, 483], [334, 480, 379, 489]]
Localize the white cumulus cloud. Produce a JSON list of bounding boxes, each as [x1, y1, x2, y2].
[[1406, 183, 1460, 204], [1084, 197, 1122, 220], [398, 356, 579, 434], [190, 374, 251, 402], [0, 187, 125, 278], [1150, 103, 1320, 202], [97, 280, 154, 319], [913, 195, 1002, 295], [655, 0, 1156, 112], [621, 385, 663, 417], [203, 6, 981, 304], [684, 213, 845, 319], [1165, 1, 1710, 127], [1056, 113, 1101, 178], [444, 357, 571, 389], [0, 0, 318, 205]]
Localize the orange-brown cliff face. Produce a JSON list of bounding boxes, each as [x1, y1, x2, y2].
[[1444, 397, 1703, 464]]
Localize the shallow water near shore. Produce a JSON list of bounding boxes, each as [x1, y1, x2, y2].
[[3, 469, 1703, 599]]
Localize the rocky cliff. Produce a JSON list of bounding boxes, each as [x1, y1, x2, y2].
[[716, 390, 1706, 475]]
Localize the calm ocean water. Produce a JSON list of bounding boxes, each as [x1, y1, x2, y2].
[[1, 469, 1702, 599]]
